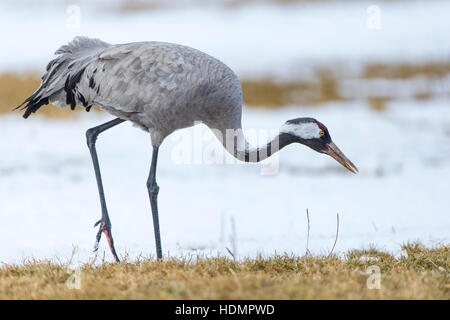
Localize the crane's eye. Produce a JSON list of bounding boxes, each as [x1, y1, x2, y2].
[[319, 130, 325, 137]]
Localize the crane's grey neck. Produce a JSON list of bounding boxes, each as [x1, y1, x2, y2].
[[218, 128, 295, 163]]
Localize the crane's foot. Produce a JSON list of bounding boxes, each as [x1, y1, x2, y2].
[[93, 220, 120, 263]]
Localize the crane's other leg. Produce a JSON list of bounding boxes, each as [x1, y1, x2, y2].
[[86, 117, 125, 262], [147, 146, 162, 259]]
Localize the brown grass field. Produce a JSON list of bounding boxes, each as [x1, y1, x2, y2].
[[0, 243, 448, 299], [1, 61, 449, 118], [1, 71, 341, 117]]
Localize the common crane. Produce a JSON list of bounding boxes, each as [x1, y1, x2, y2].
[[17, 37, 358, 262]]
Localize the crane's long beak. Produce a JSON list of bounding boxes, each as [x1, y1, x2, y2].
[[325, 142, 358, 174]]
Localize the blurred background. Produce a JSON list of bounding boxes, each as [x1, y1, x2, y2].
[[0, 0, 449, 263]]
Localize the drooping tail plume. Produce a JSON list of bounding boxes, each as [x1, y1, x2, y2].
[[15, 36, 111, 118]]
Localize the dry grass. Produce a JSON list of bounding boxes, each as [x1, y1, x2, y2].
[[242, 71, 341, 108], [368, 97, 388, 112], [0, 243, 448, 299], [364, 62, 450, 79], [0, 73, 335, 117], [0, 73, 98, 118], [1, 61, 449, 118], [117, 0, 162, 13], [115, 0, 396, 13], [0, 72, 341, 116]]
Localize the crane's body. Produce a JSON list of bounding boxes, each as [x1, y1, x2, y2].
[[18, 37, 357, 262], [21, 38, 242, 146]]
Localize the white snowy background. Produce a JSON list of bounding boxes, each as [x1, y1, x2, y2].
[[0, 0, 449, 264]]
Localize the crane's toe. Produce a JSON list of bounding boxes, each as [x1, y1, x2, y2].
[[93, 220, 120, 263]]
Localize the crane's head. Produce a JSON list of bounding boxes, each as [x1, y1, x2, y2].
[[280, 118, 358, 173]]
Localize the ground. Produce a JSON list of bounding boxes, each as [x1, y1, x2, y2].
[[0, 243, 447, 299]]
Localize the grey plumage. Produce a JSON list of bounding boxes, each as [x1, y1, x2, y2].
[[18, 37, 110, 118], [19, 36, 243, 147]]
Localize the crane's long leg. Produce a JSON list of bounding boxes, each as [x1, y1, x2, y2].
[[147, 146, 162, 259], [86, 117, 125, 262]]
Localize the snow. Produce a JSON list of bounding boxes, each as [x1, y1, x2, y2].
[[1, 0, 450, 77], [1, 99, 449, 263]]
